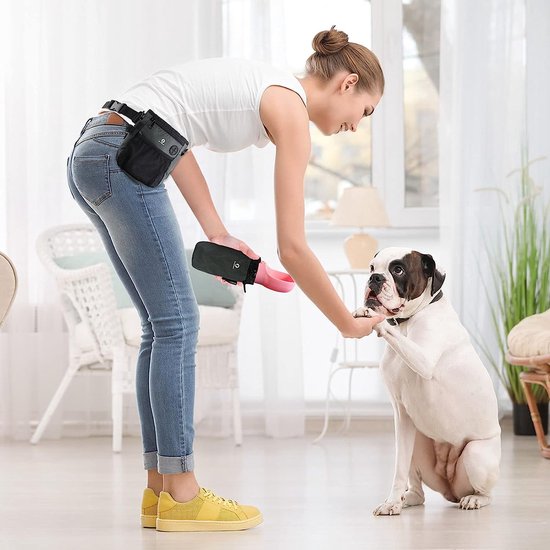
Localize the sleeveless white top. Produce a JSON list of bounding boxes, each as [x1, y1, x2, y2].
[[109, 58, 307, 152]]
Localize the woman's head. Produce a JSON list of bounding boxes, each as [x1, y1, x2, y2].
[[306, 26, 384, 96], [302, 26, 384, 136]]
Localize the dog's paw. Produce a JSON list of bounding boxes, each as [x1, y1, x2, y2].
[[373, 500, 403, 516], [353, 306, 373, 319], [459, 494, 490, 510]]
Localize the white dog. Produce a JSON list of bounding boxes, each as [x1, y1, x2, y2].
[[353, 247, 501, 515]]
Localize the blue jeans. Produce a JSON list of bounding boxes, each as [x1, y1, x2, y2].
[[67, 113, 199, 473]]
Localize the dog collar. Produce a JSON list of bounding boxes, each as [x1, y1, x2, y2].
[[387, 290, 443, 326]]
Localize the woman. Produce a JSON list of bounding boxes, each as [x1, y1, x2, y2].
[[67, 26, 385, 532]]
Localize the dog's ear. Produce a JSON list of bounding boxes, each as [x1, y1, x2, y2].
[[421, 254, 446, 295]]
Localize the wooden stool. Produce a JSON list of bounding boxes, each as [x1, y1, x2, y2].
[[506, 352, 550, 459]]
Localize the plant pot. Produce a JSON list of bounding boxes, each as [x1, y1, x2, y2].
[[512, 401, 549, 436]]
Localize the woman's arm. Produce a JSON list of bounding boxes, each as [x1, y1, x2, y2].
[[260, 86, 384, 338], [171, 151, 258, 258], [171, 150, 228, 241]]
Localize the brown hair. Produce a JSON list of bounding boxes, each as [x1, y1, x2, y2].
[[305, 26, 384, 95]]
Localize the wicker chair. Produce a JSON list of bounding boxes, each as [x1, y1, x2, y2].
[[31, 224, 244, 451], [506, 308, 550, 459], [30, 225, 134, 451], [0, 251, 17, 327]]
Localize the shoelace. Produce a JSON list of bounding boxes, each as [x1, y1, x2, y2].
[[202, 488, 238, 509]]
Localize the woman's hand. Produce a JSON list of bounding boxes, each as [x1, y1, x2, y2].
[[209, 234, 259, 260], [340, 314, 386, 339]]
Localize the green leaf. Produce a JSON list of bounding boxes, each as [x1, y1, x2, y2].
[[478, 155, 550, 405]]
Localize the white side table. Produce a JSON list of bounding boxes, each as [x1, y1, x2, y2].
[[313, 270, 379, 443]]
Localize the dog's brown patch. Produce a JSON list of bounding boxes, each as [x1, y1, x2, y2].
[[390, 251, 429, 300]]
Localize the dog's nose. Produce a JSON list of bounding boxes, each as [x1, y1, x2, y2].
[[369, 273, 385, 286]]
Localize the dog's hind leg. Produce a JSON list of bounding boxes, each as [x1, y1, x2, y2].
[[452, 435, 501, 510]]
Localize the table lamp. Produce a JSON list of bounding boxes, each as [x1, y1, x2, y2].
[[331, 186, 390, 269]]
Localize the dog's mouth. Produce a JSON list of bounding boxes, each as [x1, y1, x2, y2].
[[365, 292, 402, 316]]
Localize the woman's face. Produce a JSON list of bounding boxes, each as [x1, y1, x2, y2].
[[314, 73, 381, 136]]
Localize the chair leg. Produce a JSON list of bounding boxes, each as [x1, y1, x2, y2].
[[30, 362, 80, 444], [112, 391, 123, 453], [232, 387, 243, 446], [520, 378, 550, 459], [343, 368, 355, 433], [313, 365, 344, 444]]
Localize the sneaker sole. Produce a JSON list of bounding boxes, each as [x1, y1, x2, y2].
[[156, 513, 263, 532], [141, 514, 157, 528]]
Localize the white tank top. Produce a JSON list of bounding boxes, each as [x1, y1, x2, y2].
[[108, 58, 307, 153]]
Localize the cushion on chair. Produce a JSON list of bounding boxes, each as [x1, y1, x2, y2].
[[55, 250, 237, 310], [507, 308, 550, 357], [119, 306, 240, 348]]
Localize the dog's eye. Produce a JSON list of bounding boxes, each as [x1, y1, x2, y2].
[[369, 265, 374, 273], [392, 266, 405, 276]]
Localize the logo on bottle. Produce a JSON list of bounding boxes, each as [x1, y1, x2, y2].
[[232, 261, 240, 269]]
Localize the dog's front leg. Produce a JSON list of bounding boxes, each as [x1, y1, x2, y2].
[[373, 403, 416, 516], [375, 321, 440, 380]]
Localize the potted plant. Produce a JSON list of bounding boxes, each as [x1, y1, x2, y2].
[[477, 155, 550, 435]]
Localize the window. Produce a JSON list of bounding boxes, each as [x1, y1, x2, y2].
[[371, 0, 440, 227], [221, 0, 440, 227], [402, 0, 440, 208]]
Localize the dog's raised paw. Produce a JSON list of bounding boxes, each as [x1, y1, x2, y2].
[[459, 494, 490, 510], [353, 307, 371, 318], [373, 501, 403, 516]]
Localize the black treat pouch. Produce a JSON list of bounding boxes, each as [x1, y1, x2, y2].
[[192, 241, 261, 291], [116, 110, 189, 187]]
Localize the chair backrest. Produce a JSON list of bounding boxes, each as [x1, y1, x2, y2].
[[37, 224, 104, 265], [37, 224, 245, 359], [37, 224, 125, 359], [0, 251, 17, 327]]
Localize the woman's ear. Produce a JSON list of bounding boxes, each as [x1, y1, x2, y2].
[[341, 73, 359, 93]]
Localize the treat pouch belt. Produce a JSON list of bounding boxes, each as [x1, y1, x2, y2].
[[102, 100, 189, 188], [191, 242, 260, 287]]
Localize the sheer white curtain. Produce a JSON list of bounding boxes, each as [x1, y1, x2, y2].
[[0, 0, 304, 441], [439, 0, 550, 411], [0, 0, 221, 440]]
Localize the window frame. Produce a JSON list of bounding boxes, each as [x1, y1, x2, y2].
[[370, 0, 439, 228]]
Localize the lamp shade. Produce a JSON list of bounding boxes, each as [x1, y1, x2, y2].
[[331, 186, 390, 228]]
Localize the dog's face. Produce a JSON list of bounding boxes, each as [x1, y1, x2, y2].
[[364, 247, 446, 319]]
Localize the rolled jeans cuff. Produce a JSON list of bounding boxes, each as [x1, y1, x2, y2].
[[158, 453, 195, 474], [143, 451, 158, 470]]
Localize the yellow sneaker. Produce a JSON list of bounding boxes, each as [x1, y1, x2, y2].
[[141, 488, 159, 528], [156, 488, 263, 532]]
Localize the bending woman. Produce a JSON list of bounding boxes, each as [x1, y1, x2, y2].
[[67, 26, 385, 532]]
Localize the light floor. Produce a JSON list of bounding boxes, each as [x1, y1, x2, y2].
[[0, 418, 548, 550]]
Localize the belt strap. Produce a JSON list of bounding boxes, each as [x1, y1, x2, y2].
[[102, 100, 142, 124]]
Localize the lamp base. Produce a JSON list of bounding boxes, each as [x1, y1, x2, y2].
[[344, 233, 378, 269]]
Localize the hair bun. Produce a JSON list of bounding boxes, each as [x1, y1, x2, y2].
[[312, 26, 349, 55]]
